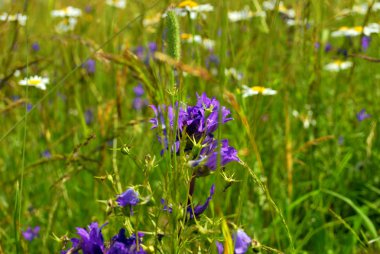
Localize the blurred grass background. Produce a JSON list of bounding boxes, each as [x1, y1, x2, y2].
[[0, 0, 379, 253]]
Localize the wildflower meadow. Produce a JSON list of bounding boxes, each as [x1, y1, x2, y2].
[[1, 0, 380, 253]]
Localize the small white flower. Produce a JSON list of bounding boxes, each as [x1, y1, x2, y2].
[[14, 70, 21, 77], [19, 76, 49, 90], [241, 85, 277, 97], [292, 107, 316, 129], [225, 68, 243, 81], [55, 17, 78, 33], [143, 14, 160, 27], [228, 6, 254, 22], [263, 0, 295, 18], [180, 33, 215, 50], [202, 38, 215, 50], [351, 3, 380, 15], [0, 13, 27, 26], [105, 0, 126, 9], [51, 6, 82, 18], [364, 23, 380, 35], [324, 60, 353, 72]]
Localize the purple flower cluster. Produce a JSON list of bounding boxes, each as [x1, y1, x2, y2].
[[135, 42, 157, 65], [62, 222, 146, 254], [150, 93, 239, 174]]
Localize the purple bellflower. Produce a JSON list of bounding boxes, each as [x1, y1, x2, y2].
[[356, 109, 371, 122], [189, 139, 239, 175], [324, 43, 332, 52], [42, 149, 52, 159], [85, 109, 94, 125], [22, 226, 40, 241], [133, 84, 144, 97], [61, 222, 107, 254], [116, 188, 139, 215], [83, 59, 96, 74], [32, 42, 40, 52], [216, 241, 224, 254], [233, 229, 252, 254], [108, 229, 146, 254], [361, 36, 371, 52], [132, 84, 148, 110], [160, 198, 173, 213], [187, 184, 215, 219], [216, 229, 252, 254]]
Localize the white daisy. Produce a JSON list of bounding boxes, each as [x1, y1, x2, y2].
[[105, 0, 126, 9], [324, 60, 353, 72], [51, 6, 82, 18], [164, 1, 214, 20], [228, 6, 254, 22], [331, 24, 380, 37], [241, 85, 277, 97], [263, 0, 295, 18], [19, 76, 49, 90], [0, 13, 27, 26]]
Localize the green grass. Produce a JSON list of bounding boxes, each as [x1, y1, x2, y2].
[[0, 0, 379, 253]]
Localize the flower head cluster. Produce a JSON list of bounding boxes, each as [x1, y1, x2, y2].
[[150, 93, 239, 174], [134, 42, 157, 65], [62, 222, 146, 254]]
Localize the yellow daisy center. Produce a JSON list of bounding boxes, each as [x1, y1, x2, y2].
[[278, 4, 288, 12], [28, 79, 41, 85], [181, 33, 192, 40], [353, 26, 363, 32], [339, 26, 349, 31], [178, 0, 199, 8], [334, 60, 342, 66], [251, 86, 266, 93]]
